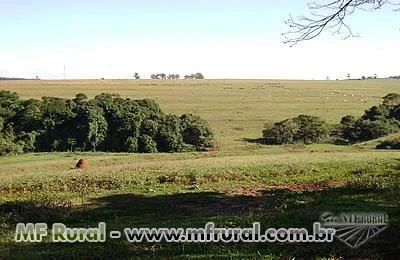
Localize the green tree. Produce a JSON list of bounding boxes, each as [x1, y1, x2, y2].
[[0, 123, 24, 156], [73, 93, 88, 103], [180, 114, 214, 149], [0, 90, 22, 121], [338, 115, 358, 143], [293, 115, 328, 144], [157, 115, 184, 152], [263, 115, 328, 145], [138, 134, 158, 153], [13, 99, 42, 133], [74, 104, 108, 151], [362, 105, 389, 121], [125, 136, 139, 152], [356, 119, 398, 141], [383, 93, 400, 109], [35, 97, 76, 151], [263, 119, 298, 144], [141, 119, 159, 139]]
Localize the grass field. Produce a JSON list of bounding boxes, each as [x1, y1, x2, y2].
[[0, 79, 399, 258], [2, 79, 399, 150]]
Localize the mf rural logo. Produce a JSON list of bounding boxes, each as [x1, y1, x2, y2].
[[320, 212, 388, 248]]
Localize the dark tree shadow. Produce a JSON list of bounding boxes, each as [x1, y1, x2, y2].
[[0, 186, 399, 258], [240, 138, 265, 144]]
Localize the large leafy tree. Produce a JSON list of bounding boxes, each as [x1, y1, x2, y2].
[[156, 115, 185, 152], [0, 90, 22, 121], [73, 103, 108, 151], [180, 114, 214, 149], [263, 115, 328, 144], [35, 97, 76, 151]]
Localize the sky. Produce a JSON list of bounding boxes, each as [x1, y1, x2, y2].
[[0, 0, 399, 80]]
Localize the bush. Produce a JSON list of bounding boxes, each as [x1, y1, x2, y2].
[[293, 115, 329, 144], [357, 119, 398, 141], [338, 117, 399, 144], [337, 115, 359, 143], [180, 114, 214, 149], [376, 138, 400, 149], [263, 115, 328, 145], [263, 119, 298, 144], [0, 127, 24, 156], [0, 138, 24, 156], [362, 105, 389, 121]]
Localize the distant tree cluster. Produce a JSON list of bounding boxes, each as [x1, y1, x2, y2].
[[167, 74, 180, 79], [0, 77, 29, 80], [150, 73, 180, 80], [151, 73, 167, 79], [361, 74, 377, 80], [262, 93, 400, 145], [184, 73, 204, 80], [0, 91, 215, 156], [150, 72, 204, 80]]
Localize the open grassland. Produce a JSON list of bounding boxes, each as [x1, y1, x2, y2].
[[1, 79, 399, 150], [0, 79, 399, 258]]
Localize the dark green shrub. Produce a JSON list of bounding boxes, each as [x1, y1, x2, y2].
[[338, 115, 359, 143], [357, 119, 398, 141], [0, 90, 22, 120], [362, 105, 389, 121], [0, 138, 24, 156], [293, 115, 329, 144], [376, 139, 400, 149], [263, 115, 328, 145], [73, 93, 88, 103], [180, 114, 214, 149], [263, 119, 298, 144], [157, 115, 184, 152]]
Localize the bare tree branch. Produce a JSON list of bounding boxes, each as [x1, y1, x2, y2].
[[283, 0, 398, 46]]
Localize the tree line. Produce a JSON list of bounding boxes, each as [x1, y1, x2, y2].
[[0, 91, 215, 156], [262, 93, 400, 146], [149, 72, 204, 80]]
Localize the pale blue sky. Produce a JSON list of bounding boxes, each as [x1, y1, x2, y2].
[[1, 0, 399, 79]]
